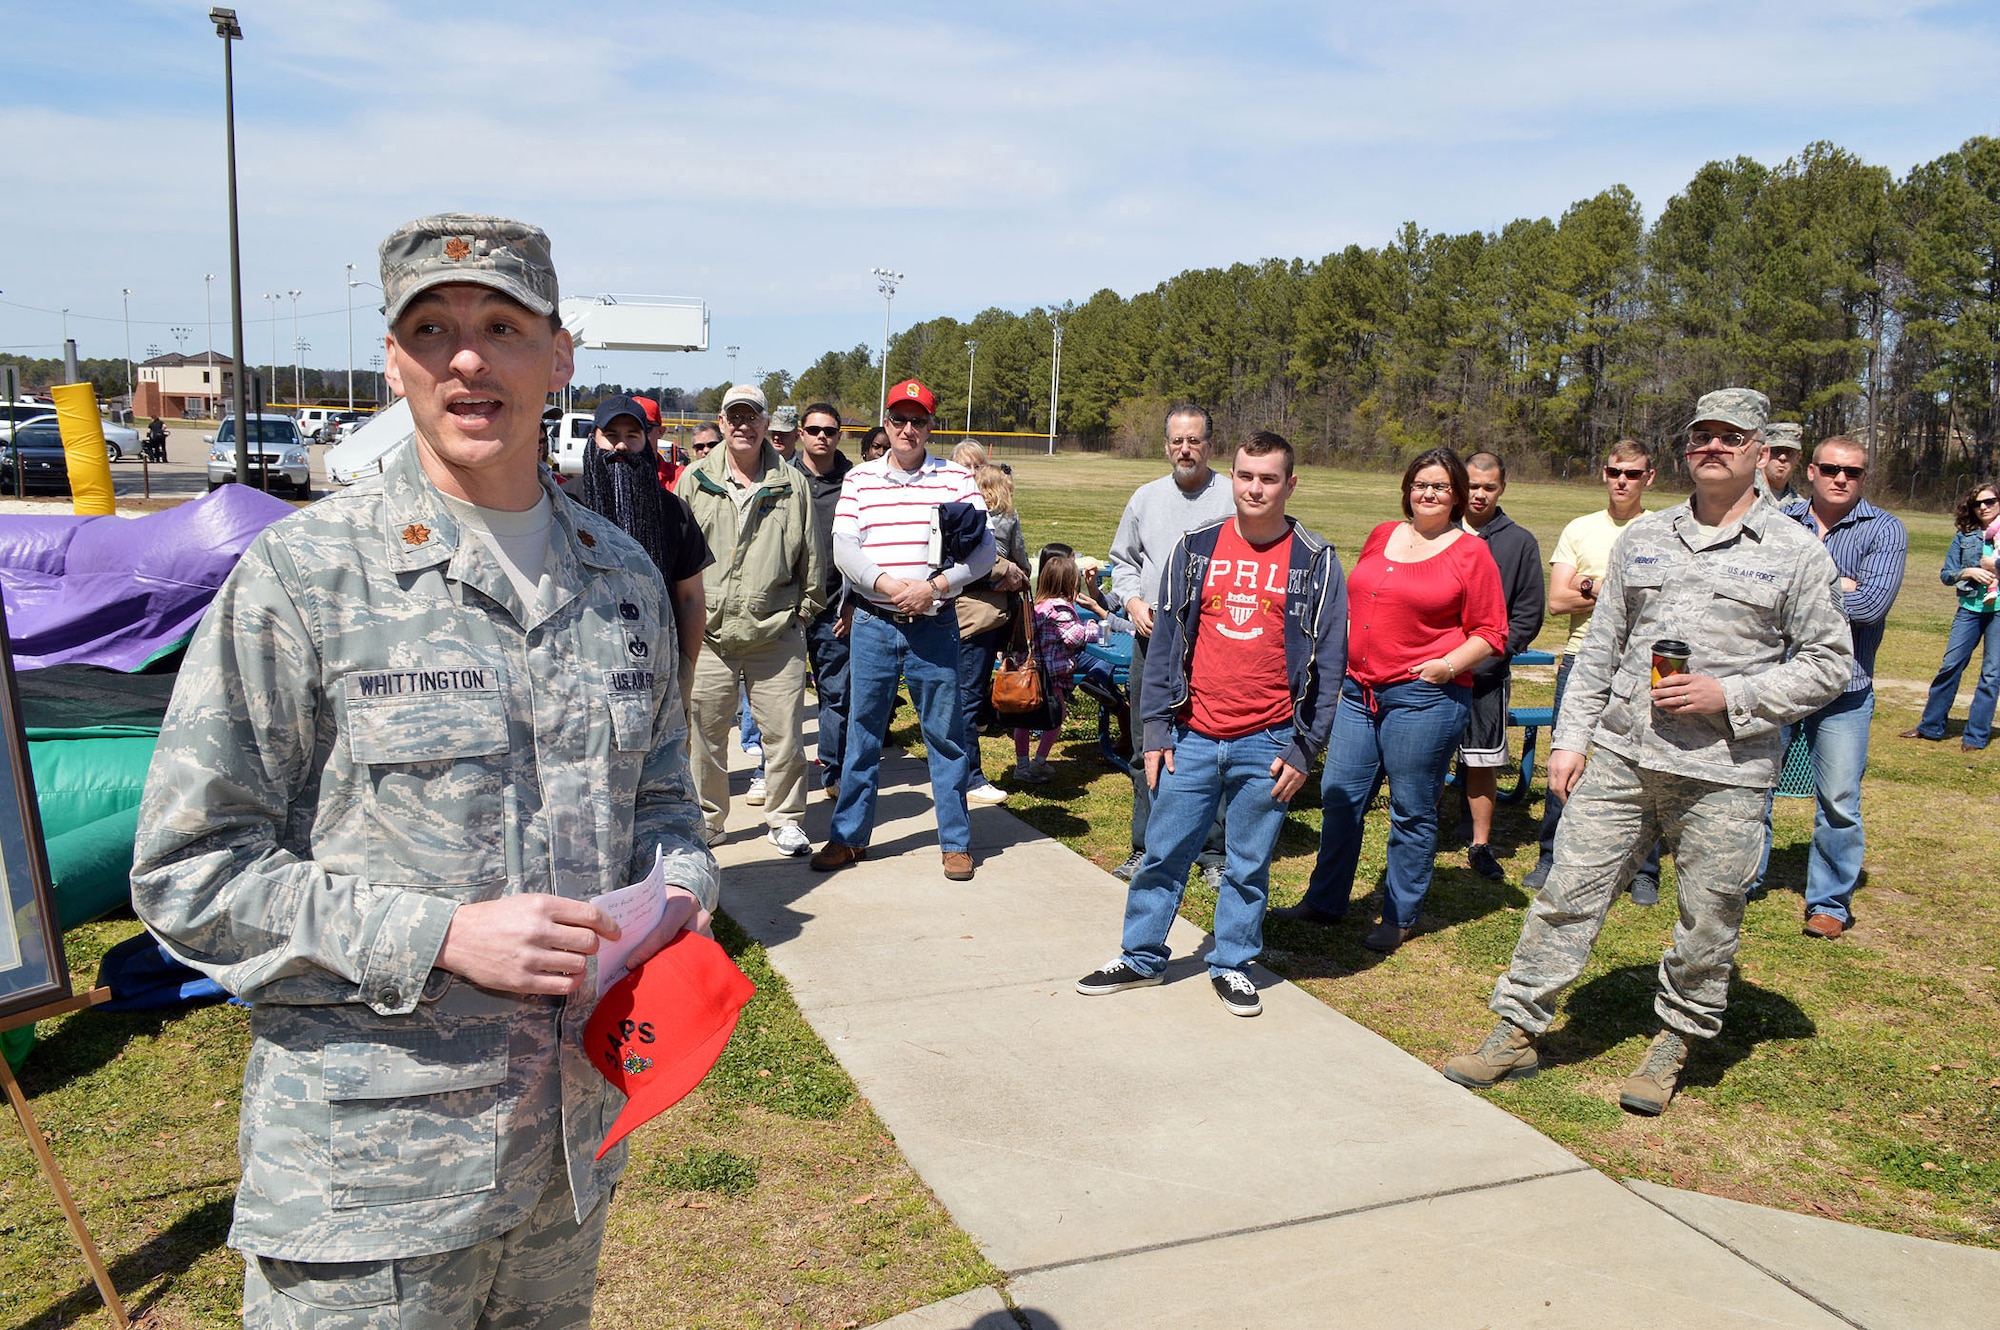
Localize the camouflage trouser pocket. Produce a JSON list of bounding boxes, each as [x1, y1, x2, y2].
[[323, 1031, 507, 1209], [248, 1255, 395, 1328]]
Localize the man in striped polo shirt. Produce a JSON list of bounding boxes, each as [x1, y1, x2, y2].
[[812, 380, 995, 881]]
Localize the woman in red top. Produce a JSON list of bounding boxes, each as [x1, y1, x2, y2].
[[1275, 448, 1508, 953]]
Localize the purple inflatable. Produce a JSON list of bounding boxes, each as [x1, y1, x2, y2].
[[0, 486, 295, 671]]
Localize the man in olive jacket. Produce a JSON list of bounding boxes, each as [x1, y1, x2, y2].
[[677, 383, 827, 853]]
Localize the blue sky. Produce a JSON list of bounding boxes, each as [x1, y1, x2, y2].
[[4, 1, 1997, 398]]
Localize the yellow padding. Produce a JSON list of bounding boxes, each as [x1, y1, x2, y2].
[[50, 383, 115, 515]]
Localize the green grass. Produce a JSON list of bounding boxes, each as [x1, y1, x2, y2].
[[0, 914, 998, 1330], [988, 450, 2000, 1249]]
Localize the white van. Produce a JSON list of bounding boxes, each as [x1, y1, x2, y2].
[[295, 407, 345, 442]]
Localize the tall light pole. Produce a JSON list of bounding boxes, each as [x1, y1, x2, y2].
[[1047, 319, 1063, 456], [871, 267, 903, 423], [170, 327, 190, 353], [964, 339, 979, 435], [288, 289, 303, 403], [369, 351, 383, 407], [343, 262, 356, 410], [121, 288, 133, 398], [725, 345, 739, 383], [262, 292, 278, 410], [211, 7, 249, 482], [203, 273, 217, 414]]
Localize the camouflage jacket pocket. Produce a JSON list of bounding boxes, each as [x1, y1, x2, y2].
[[346, 686, 510, 886], [324, 1030, 506, 1209]]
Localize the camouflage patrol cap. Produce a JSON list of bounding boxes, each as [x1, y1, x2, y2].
[[770, 405, 800, 433], [1684, 387, 1769, 435], [1762, 421, 1803, 453], [378, 213, 558, 325]]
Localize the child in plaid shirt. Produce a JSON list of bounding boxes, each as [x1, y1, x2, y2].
[[1015, 552, 1100, 783]]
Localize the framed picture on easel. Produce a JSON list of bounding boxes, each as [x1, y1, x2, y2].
[[0, 592, 70, 1026]]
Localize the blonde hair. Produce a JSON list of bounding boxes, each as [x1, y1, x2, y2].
[[976, 463, 1015, 517], [952, 440, 988, 468], [1035, 551, 1080, 602]]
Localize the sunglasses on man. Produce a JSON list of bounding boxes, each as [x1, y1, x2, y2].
[[1814, 463, 1866, 480], [1604, 467, 1648, 480], [802, 425, 841, 438]]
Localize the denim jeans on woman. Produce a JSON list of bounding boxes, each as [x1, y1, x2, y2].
[[1304, 678, 1469, 929], [1914, 606, 2000, 749], [1118, 722, 1296, 979]]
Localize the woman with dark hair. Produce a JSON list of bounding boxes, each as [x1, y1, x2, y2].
[[860, 426, 890, 462], [1274, 447, 1508, 952], [1903, 480, 2000, 750]]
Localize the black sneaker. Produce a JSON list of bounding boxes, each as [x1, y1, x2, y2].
[[1211, 969, 1262, 1017], [1111, 850, 1145, 882], [1468, 843, 1505, 882], [1075, 960, 1163, 996], [1628, 875, 1660, 907], [1522, 856, 1554, 891]]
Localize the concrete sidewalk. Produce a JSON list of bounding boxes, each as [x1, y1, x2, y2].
[[711, 737, 1998, 1329]]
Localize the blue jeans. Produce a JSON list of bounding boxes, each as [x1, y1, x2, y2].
[[1306, 678, 1469, 929], [830, 606, 973, 853], [1128, 631, 1227, 865], [805, 609, 850, 788], [1119, 723, 1296, 978], [1801, 689, 1874, 924], [1916, 606, 2000, 748], [738, 685, 761, 752], [957, 624, 1008, 786], [1538, 652, 1662, 880]]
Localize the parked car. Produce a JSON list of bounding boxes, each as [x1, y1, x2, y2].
[[549, 410, 598, 477], [0, 419, 77, 493], [326, 411, 373, 443], [294, 407, 347, 442], [101, 416, 141, 460], [206, 415, 311, 496]]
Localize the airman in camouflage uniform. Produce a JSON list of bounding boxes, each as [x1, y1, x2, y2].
[[1754, 421, 1804, 506], [132, 214, 717, 1328], [1445, 388, 1851, 1115]]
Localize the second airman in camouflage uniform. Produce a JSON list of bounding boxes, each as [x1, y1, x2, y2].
[[132, 215, 717, 1328], [1445, 388, 1851, 1115]]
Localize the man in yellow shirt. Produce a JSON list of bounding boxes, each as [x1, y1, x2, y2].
[[1525, 439, 1654, 895]]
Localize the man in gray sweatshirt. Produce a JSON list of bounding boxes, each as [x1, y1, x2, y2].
[[1107, 404, 1237, 882]]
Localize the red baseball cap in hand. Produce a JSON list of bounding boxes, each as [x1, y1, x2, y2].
[[585, 929, 756, 1158]]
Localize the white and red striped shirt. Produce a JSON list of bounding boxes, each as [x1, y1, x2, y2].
[[833, 454, 992, 612]]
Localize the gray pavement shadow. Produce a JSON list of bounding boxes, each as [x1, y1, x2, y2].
[[1552, 964, 1815, 1086]]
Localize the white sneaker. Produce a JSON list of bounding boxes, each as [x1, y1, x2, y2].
[[769, 824, 812, 856], [741, 742, 763, 760], [745, 774, 768, 806], [966, 780, 1010, 806]]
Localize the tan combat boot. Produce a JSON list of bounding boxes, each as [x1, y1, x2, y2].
[[1618, 1030, 1690, 1116], [1442, 1021, 1540, 1089]]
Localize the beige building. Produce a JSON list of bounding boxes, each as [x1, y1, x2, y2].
[[134, 352, 234, 418]]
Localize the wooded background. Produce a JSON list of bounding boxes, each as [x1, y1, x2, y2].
[[766, 138, 2000, 505]]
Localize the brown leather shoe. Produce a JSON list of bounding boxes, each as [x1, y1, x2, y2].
[[1361, 918, 1412, 953], [1803, 912, 1846, 939], [1898, 727, 1939, 740], [809, 842, 866, 873], [942, 851, 975, 881], [1964, 741, 1985, 753]]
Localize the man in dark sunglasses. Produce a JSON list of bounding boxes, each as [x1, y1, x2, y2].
[[1764, 437, 1906, 941], [791, 402, 854, 801], [1526, 440, 1658, 898]]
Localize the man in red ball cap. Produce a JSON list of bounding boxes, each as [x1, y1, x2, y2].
[[813, 380, 994, 880]]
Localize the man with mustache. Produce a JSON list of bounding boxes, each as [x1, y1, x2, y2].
[[1446, 388, 1851, 1116]]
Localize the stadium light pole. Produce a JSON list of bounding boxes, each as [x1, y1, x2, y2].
[[344, 262, 355, 410], [871, 267, 903, 423], [964, 339, 978, 434], [1046, 319, 1063, 456], [211, 7, 249, 483], [203, 273, 217, 412], [288, 290, 303, 403], [121, 288, 134, 399], [725, 345, 739, 382]]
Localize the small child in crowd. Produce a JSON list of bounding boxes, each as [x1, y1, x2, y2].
[[1015, 552, 1100, 783]]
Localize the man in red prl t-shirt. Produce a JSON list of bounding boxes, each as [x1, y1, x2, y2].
[[1076, 433, 1349, 1018]]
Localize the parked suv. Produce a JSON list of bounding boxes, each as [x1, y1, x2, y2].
[[207, 415, 311, 496]]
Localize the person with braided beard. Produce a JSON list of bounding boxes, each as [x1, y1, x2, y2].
[[575, 394, 711, 691]]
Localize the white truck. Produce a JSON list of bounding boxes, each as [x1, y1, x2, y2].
[[324, 294, 709, 486]]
